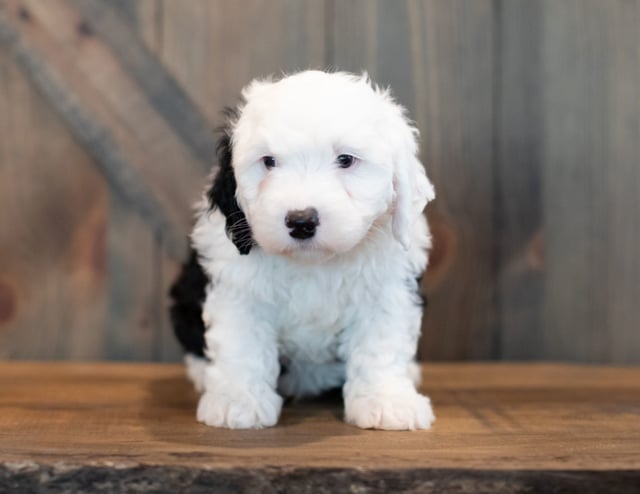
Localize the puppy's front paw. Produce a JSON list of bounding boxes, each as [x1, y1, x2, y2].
[[197, 385, 283, 429], [345, 390, 435, 430]]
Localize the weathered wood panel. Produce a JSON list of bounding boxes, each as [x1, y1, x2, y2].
[[72, 0, 217, 168], [333, 0, 497, 360], [1, 0, 639, 363], [541, 0, 640, 363], [496, 0, 544, 359], [0, 0, 211, 260], [104, 197, 157, 361], [153, 0, 327, 121], [0, 0, 217, 360], [0, 48, 108, 359], [69, 0, 209, 361], [417, 1, 497, 360]]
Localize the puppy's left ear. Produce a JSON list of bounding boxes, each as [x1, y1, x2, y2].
[[392, 126, 435, 249], [207, 125, 254, 255]]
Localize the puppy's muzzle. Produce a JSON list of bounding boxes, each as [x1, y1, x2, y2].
[[285, 208, 319, 240]]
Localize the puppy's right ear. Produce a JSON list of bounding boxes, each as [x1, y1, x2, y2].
[[206, 121, 254, 255], [391, 124, 435, 250]]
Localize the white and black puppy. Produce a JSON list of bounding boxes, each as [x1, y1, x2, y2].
[[169, 70, 436, 430]]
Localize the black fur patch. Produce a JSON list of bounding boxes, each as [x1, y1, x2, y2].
[[206, 113, 254, 255], [169, 248, 208, 357], [413, 275, 428, 308]]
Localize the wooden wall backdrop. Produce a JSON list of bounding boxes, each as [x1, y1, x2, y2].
[[0, 0, 638, 363]]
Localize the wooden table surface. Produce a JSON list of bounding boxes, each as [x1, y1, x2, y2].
[[0, 362, 639, 493]]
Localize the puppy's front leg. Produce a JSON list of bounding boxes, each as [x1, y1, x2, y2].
[[342, 289, 435, 430], [197, 291, 282, 429]]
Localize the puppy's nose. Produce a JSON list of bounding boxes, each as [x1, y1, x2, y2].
[[285, 208, 319, 240]]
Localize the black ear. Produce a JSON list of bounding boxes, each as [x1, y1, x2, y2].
[[206, 120, 254, 255]]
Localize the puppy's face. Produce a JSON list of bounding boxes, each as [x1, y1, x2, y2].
[[222, 71, 434, 259]]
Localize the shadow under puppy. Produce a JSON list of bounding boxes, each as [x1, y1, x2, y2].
[[169, 70, 436, 430]]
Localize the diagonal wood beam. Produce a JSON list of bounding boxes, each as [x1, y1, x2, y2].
[[71, 0, 217, 169], [0, 0, 217, 261]]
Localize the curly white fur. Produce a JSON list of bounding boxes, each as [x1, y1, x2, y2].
[[188, 71, 435, 430]]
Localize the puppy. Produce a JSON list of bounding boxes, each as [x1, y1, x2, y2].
[[169, 70, 436, 430]]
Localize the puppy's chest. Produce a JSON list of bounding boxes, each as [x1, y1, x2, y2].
[[268, 271, 360, 362], [277, 322, 342, 363]]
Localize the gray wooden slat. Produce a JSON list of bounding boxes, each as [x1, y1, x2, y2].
[[156, 0, 327, 122], [156, 239, 183, 362], [605, 2, 640, 364], [329, 0, 378, 73], [113, 0, 164, 50], [107, 0, 140, 26], [541, 0, 640, 363], [104, 195, 157, 361], [496, 0, 544, 359]]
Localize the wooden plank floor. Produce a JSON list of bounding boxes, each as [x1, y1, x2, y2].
[[0, 362, 639, 493]]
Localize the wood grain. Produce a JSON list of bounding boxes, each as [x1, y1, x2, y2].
[[0, 0, 207, 260], [417, 1, 497, 360], [496, 0, 544, 359], [540, 0, 640, 363], [73, 0, 188, 362], [0, 47, 108, 359], [0, 0, 186, 360], [152, 0, 327, 122], [72, 0, 218, 168], [0, 362, 638, 492], [104, 197, 157, 361], [1, 1, 639, 364]]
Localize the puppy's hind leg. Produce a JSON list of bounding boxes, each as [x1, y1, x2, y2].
[[169, 247, 210, 394], [185, 353, 209, 393]]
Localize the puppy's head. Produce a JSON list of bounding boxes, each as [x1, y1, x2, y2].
[[208, 71, 434, 260]]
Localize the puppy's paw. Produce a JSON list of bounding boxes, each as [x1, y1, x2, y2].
[[197, 385, 283, 429], [345, 390, 435, 430]]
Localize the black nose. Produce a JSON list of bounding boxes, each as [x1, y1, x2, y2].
[[285, 208, 319, 240]]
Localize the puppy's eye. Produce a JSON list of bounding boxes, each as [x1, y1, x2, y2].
[[337, 154, 356, 168], [262, 156, 276, 169]]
